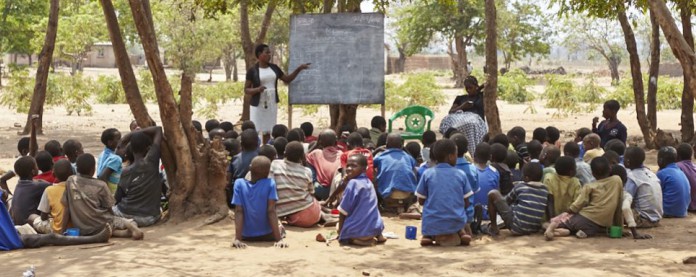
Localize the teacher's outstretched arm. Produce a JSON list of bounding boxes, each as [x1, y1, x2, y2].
[[280, 63, 311, 84]]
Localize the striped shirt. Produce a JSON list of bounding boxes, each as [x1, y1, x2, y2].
[[506, 181, 549, 234], [270, 159, 315, 217]]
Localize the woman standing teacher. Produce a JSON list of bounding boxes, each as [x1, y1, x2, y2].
[[245, 44, 310, 143]]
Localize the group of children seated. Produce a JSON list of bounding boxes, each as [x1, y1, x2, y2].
[[1, 116, 166, 248], [3, 99, 694, 250]]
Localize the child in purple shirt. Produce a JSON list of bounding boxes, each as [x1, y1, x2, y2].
[[338, 154, 386, 246], [676, 143, 696, 211]]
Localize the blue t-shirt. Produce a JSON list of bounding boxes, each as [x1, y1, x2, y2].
[[338, 174, 384, 240], [228, 150, 259, 183], [473, 165, 500, 220], [455, 158, 480, 194], [231, 178, 279, 238], [657, 163, 691, 218], [97, 147, 122, 184], [416, 163, 473, 236], [373, 149, 417, 199]]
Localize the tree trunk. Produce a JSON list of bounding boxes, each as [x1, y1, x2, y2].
[[608, 55, 620, 85], [649, 0, 696, 103], [232, 51, 238, 82], [483, 0, 501, 135], [239, 0, 276, 122], [222, 48, 233, 81], [128, 0, 228, 223], [618, 10, 655, 148], [100, 0, 154, 129], [22, 0, 59, 135], [450, 35, 468, 88], [647, 9, 660, 133], [323, 0, 333, 13], [395, 46, 406, 73], [679, 2, 694, 143]]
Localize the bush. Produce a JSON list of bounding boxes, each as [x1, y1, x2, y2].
[[384, 72, 445, 112], [0, 68, 35, 113], [542, 75, 584, 117], [193, 81, 245, 119], [95, 75, 126, 104], [605, 77, 634, 109], [498, 69, 535, 104], [576, 74, 606, 105], [0, 69, 92, 115], [53, 73, 94, 116], [604, 75, 683, 111]]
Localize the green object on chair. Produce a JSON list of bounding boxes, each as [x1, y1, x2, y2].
[[388, 105, 434, 140]]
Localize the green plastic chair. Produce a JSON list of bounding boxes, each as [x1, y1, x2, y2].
[[388, 105, 435, 140]]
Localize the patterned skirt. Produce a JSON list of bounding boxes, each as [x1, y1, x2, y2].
[[439, 111, 488, 154]]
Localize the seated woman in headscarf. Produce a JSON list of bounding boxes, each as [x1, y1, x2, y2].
[[439, 76, 488, 154]]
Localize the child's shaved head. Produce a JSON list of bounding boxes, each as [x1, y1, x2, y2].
[[76, 153, 96, 176], [347, 132, 364, 148], [14, 156, 37, 179], [624, 147, 645, 170], [45, 140, 63, 157], [555, 156, 576, 177], [209, 128, 226, 140], [450, 133, 469, 157], [240, 129, 259, 151], [540, 145, 561, 167], [17, 137, 30, 156], [590, 157, 611, 179], [676, 143, 693, 161], [258, 145, 277, 161], [205, 119, 220, 132], [35, 151, 54, 172], [563, 141, 580, 158], [53, 159, 74, 182], [319, 129, 337, 147], [583, 134, 601, 150], [285, 141, 305, 163], [250, 156, 271, 180], [386, 133, 404, 149], [490, 143, 507, 163], [527, 140, 543, 160], [522, 162, 543, 182]]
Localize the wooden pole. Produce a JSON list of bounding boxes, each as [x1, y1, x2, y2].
[[288, 104, 293, 129], [381, 104, 386, 119]]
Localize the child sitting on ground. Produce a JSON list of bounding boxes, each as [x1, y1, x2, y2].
[[527, 140, 543, 165], [272, 137, 288, 160], [507, 151, 523, 183], [421, 130, 437, 165], [675, 143, 696, 211], [544, 157, 623, 240], [490, 143, 513, 196], [231, 156, 287, 249], [62, 139, 84, 171], [575, 127, 592, 158], [9, 156, 50, 225], [28, 160, 73, 234], [545, 126, 562, 149], [657, 146, 691, 218], [44, 140, 65, 162], [269, 124, 288, 145], [564, 142, 594, 185], [604, 139, 626, 164], [486, 163, 551, 236], [340, 133, 374, 181], [373, 133, 418, 211], [227, 129, 260, 207], [417, 139, 473, 246], [65, 153, 143, 240], [612, 165, 652, 239], [338, 154, 386, 246], [405, 142, 423, 164], [34, 151, 56, 184], [369, 116, 387, 146], [540, 145, 561, 180], [205, 119, 220, 138], [543, 156, 581, 217], [624, 146, 662, 227], [532, 128, 547, 145], [301, 122, 317, 143], [472, 143, 500, 232], [97, 128, 123, 193], [306, 130, 343, 201], [582, 134, 604, 163], [507, 127, 529, 166]]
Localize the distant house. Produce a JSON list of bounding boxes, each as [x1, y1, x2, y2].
[[2, 42, 160, 68]]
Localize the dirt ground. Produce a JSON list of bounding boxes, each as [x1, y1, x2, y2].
[[1, 71, 695, 276]]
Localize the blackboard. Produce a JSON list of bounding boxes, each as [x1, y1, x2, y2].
[[288, 13, 385, 105]]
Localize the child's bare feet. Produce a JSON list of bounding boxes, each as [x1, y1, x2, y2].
[[351, 238, 375, 247], [544, 229, 555, 241], [575, 230, 588, 239], [460, 234, 472, 246], [375, 234, 387, 244]]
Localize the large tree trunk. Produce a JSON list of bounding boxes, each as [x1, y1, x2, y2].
[[100, 0, 154, 129], [22, 0, 60, 135], [647, 9, 660, 133], [618, 10, 655, 148], [679, 1, 694, 143], [128, 0, 227, 223], [232, 51, 239, 82], [483, 0, 501, 135], [222, 47, 234, 81], [395, 46, 406, 73], [451, 35, 468, 88], [649, 0, 696, 104], [608, 55, 620, 85]]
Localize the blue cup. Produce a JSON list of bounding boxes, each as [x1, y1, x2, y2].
[[405, 226, 417, 240], [63, 228, 80, 236]]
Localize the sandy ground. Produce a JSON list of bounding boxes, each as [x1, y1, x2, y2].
[[1, 70, 695, 276]]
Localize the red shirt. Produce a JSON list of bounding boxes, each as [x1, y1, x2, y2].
[[52, 156, 67, 162], [305, 136, 318, 143], [340, 147, 374, 180], [35, 171, 57, 184]]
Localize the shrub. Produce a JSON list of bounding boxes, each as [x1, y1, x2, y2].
[[193, 81, 245, 119], [498, 69, 535, 104], [542, 75, 583, 117], [384, 72, 445, 112], [95, 75, 126, 104]]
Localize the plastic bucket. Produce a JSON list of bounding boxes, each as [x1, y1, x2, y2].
[[405, 226, 417, 240]]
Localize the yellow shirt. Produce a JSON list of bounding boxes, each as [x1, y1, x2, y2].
[[37, 182, 68, 233], [583, 148, 605, 164], [569, 175, 623, 227], [543, 173, 581, 217]]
